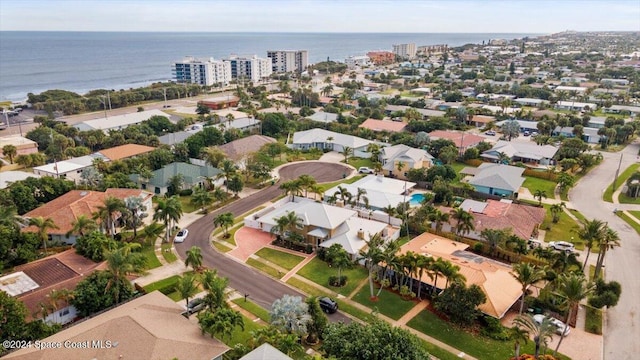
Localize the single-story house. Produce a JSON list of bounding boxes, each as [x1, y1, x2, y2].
[[323, 175, 415, 211], [306, 111, 339, 124], [0, 135, 39, 157], [289, 128, 377, 156], [555, 101, 597, 112], [130, 162, 222, 195], [245, 197, 396, 256], [494, 119, 539, 134], [514, 98, 550, 107], [428, 130, 486, 152], [467, 115, 496, 128], [214, 117, 261, 133], [398, 233, 522, 319], [73, 109, 170, 133], [587, 116, 607, 129], [158, 123, 205, 146], [462, 163, 525, 198], [217, 135, 276, 165], [379, 144, 433, 180], [602, 105, 640, 117], [0, 170, 40, 189], [359, 118, 407, 133], [384, 105, 445, 119], [198, 95, 240, 110], [22, 189, 153, 244], [95, 143, 155, 161], [3, 291, 230, 360], [481, 140, 558, 166], [0, 249, 104, 325], [32, 153, 107, 183]]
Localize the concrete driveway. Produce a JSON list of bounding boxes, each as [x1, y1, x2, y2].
[[569, 141, 640, 360]]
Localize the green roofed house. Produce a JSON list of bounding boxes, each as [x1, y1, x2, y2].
[[130, 162, 222, 195]]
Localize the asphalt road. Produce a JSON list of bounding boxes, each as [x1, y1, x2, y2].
[[175, 161, 353, 323], [568, 141, 640, 360]]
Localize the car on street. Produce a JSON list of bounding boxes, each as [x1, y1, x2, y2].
[[319, 297, 338, 314], [533, 314, 571, 336], [358, 167, 374, 174], [174, 229, 189, 243], [549, 241, 575, 253], [523, 131, 531, 136], [185, 298, 205, 314], [484, 130, 496, 136]]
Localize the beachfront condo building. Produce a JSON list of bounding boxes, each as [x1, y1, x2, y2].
[[393, 43, 417, 59], [225, 55, 273, 83], [345, 55, 371, 68], [171, 57, 232, 86], [267, 50, 308, 73]]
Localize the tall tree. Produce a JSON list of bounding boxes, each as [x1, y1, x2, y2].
[[153, 195, 183, 243], [297, 174, 317, 198], [513, 314, 555, 358], [450, 207, 474, 237], [512, 262, 546, 314], [2, 144, 17, 164], [554, 273, 594, 356], [191, 187, 214, 214], [576, 218, 605, 271], [104, 244, 145, 303], [358, 233, 384, 300], [280, 179, 303, 201], [550, 202, 566, 223], [533, 189, 547, 206], [325, 244, 352, 285], [198, 307, 244, 341], [28, 216, 59, 255], [94, 196, 126, 238], [185, 245, 203, 271], [213, 212, 234, 238], [341, 146, 353, 162], [0, 206, 25, 230], [176, 273, 199, 318], [304, 296, 328, 344], [594, 226, 620, 279], [270, 295, 312, 337], [123, 195, 147, 240]]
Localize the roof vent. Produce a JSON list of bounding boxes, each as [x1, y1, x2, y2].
[[80, 191, 88, 196]]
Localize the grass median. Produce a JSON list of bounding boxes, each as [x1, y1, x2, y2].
[[297, 258, 368, 296], [603, 163, 640, 202], [255, 248, 305, 270]]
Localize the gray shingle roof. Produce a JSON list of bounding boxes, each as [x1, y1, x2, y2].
[[468, 163, 525, 192], [131, 162, 221, 188]]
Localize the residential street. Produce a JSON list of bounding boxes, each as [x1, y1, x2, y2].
[[175, 162, 353, 323], [569, 141, 640, 360]]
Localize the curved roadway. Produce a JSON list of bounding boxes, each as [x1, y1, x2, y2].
[[176, 161, 353, 322]]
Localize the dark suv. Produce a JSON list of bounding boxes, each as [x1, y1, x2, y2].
[[319, 297, 338, 314], [186, 298, 205, 314]]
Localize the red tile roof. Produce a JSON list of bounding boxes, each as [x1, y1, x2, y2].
[[359, 118, 407, 133], [97, 144, 155, 161], [428, 130, 486, 149], [23, 189, 150, 236], [472, 200, 546, 239]]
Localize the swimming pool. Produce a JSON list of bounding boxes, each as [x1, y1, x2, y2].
[[409, 193, 425, 206]]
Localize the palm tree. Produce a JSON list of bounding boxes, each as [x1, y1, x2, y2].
[[280, 179, 303, 201], [509, 324, 530, 359], [481, 228, 506, 257], [218, 159, 237, 194], [212, 187, 228, 204], [201, 146, 227, 168], [28, 216, 59, 255], [382, 205, 396, 225], [341, 146, 353, 162], [198, 308, 244, 341], [213, 212, 234, 238], [326, 244, 352, 285], [0, 206, 25, 230], [355, 188, 367, 208], [429, 209, 449, 234], [105, 244, 145, 303], [321, 84, 334, 97], [415, 253, 434, 299], [429, 258, 447, 295], [153, 196, 184, 243], [358, 233, 384, 300], [166, 174, 185, 196], [594, 226, 620, 279], [440, 260, 465, 289], [297, 174, 316, 198], [123, 196, 147, 240], [550, 202, 566, 223], [533, 189, 547, 206], [450, 207, 474, 237], [134, 164, 153, 189], [95, 196, 126, 238], [141, 222, 165, 246], [185, 246, 203, 271], [176, 274, 199, 318], [512, 262, 546, 314], [191, 187, 214, 214], [513, 314, 555, 358], [66, 214, 98, 238], [576, 218, 605, 271], [554, 273, 594, 356], [334, 185, 352, 205]]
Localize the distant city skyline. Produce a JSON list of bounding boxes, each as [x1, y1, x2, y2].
[[1, 0, 639, 33]]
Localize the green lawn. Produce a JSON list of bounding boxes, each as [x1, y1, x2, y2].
[[212, 241, 233, 253], [522, 176, 558, 198], [603, 163, 640, 202], [225, 313, 264, 347], [177, 195, 198, 213], [318, 174, 366, 191], [629, 210, 640, 221], [232, 298, 270, 322], [297, 258, 369, 296], [568, 209, 587, 223], [450, 161, 469, 174], [585, 306, 603, 335], [540, 204, 584, 250], [346, 157, 374, 169], [619, 193, 640, 204], [246, 258, 282, 278], [140, 244, 162, 269], [161, 243, 178, 263], [351, 285, 417, 320], [616, 211, 640, 235], [407, 309, 570, 360], [254, 248, 305, 270], [143, 275, 181, 293]]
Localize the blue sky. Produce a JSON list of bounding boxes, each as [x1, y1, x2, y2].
[[1, 0, 639, 33]]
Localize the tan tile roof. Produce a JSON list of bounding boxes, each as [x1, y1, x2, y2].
[[400, 233, 521, 318], [428, 130, 485, 149], [359, 118, 407, 132], [471, 115, 495, 123], [10, 250, 104, 320], [23, 189, 149, 236], [216, 135, 277, 161], [4, 291, 230, 360], [97, 144, 155, 161]]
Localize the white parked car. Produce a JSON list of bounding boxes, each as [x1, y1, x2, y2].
[[549, 241, 575, 253], [533, 314, 571, 336], [358, 167, 374, 174], [174, 229, 189, 243]]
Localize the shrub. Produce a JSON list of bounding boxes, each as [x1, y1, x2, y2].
[[472, 242, 485, 253], [399, 285, 416, 299], [328, 275, 347, 287], [179, 189, 193, 196], [464, 158, 483, 167], [479, 315, 510, 340]]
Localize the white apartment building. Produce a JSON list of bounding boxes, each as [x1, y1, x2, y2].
[[171, 56, 232, 86], [345, 55, 371, 68], [393, 43, 417, 59], [267, 50, 308, 73], [226, 55, 273, 83]]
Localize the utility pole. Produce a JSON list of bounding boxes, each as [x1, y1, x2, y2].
[[612, 153, 624, 193]]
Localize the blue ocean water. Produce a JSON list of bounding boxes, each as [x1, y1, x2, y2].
[[0, 31, 537, 101]]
